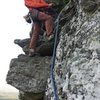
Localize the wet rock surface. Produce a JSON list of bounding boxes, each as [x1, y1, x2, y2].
[[7, 34, 55, 100]]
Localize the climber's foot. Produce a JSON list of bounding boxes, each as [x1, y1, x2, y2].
[[28, 49, 35, 57]]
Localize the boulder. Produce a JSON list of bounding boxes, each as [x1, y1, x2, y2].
[[6, 54, 51, 93]]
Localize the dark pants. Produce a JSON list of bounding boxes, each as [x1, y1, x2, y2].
[[29, 8, 53, 52]]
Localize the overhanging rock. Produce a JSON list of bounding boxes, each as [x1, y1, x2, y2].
[[6, 54, 51, 93]]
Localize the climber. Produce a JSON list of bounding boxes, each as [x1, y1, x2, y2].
[[24, 0, 54, 56]]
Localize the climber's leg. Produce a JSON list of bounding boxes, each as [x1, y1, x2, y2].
[[38, 11, 54, 37], [29, 22, 41, 54]]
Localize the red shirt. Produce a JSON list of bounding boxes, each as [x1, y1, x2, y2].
[[24, 0, 49, 8]]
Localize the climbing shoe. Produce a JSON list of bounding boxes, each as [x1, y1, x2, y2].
[[48, 34, 54, 41], [28, 49, 35, 57]]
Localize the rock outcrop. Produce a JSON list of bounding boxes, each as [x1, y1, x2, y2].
[[6, 25, 56, 99], [6, 36, 54, 100], [7, 54, 51, 93], [7, 54, 51, 100]]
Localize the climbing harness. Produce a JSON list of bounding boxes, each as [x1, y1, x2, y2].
[[50, 13, 60, 100]]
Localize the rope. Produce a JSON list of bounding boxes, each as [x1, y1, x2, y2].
[[50, 1, 71, 99], [50, 1, 72, 99], [50, 14, 60, 100]]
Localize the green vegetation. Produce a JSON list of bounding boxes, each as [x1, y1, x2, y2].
[[54, 0, 70, 13]]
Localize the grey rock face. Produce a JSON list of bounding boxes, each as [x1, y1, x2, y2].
[[6, 54, 51, 93], [81, 0, 99, 13], [46, 0, 100, 100]]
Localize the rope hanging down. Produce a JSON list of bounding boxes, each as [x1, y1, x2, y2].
[[50, 1, 71, 99], [50, 14, 60, 100]]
